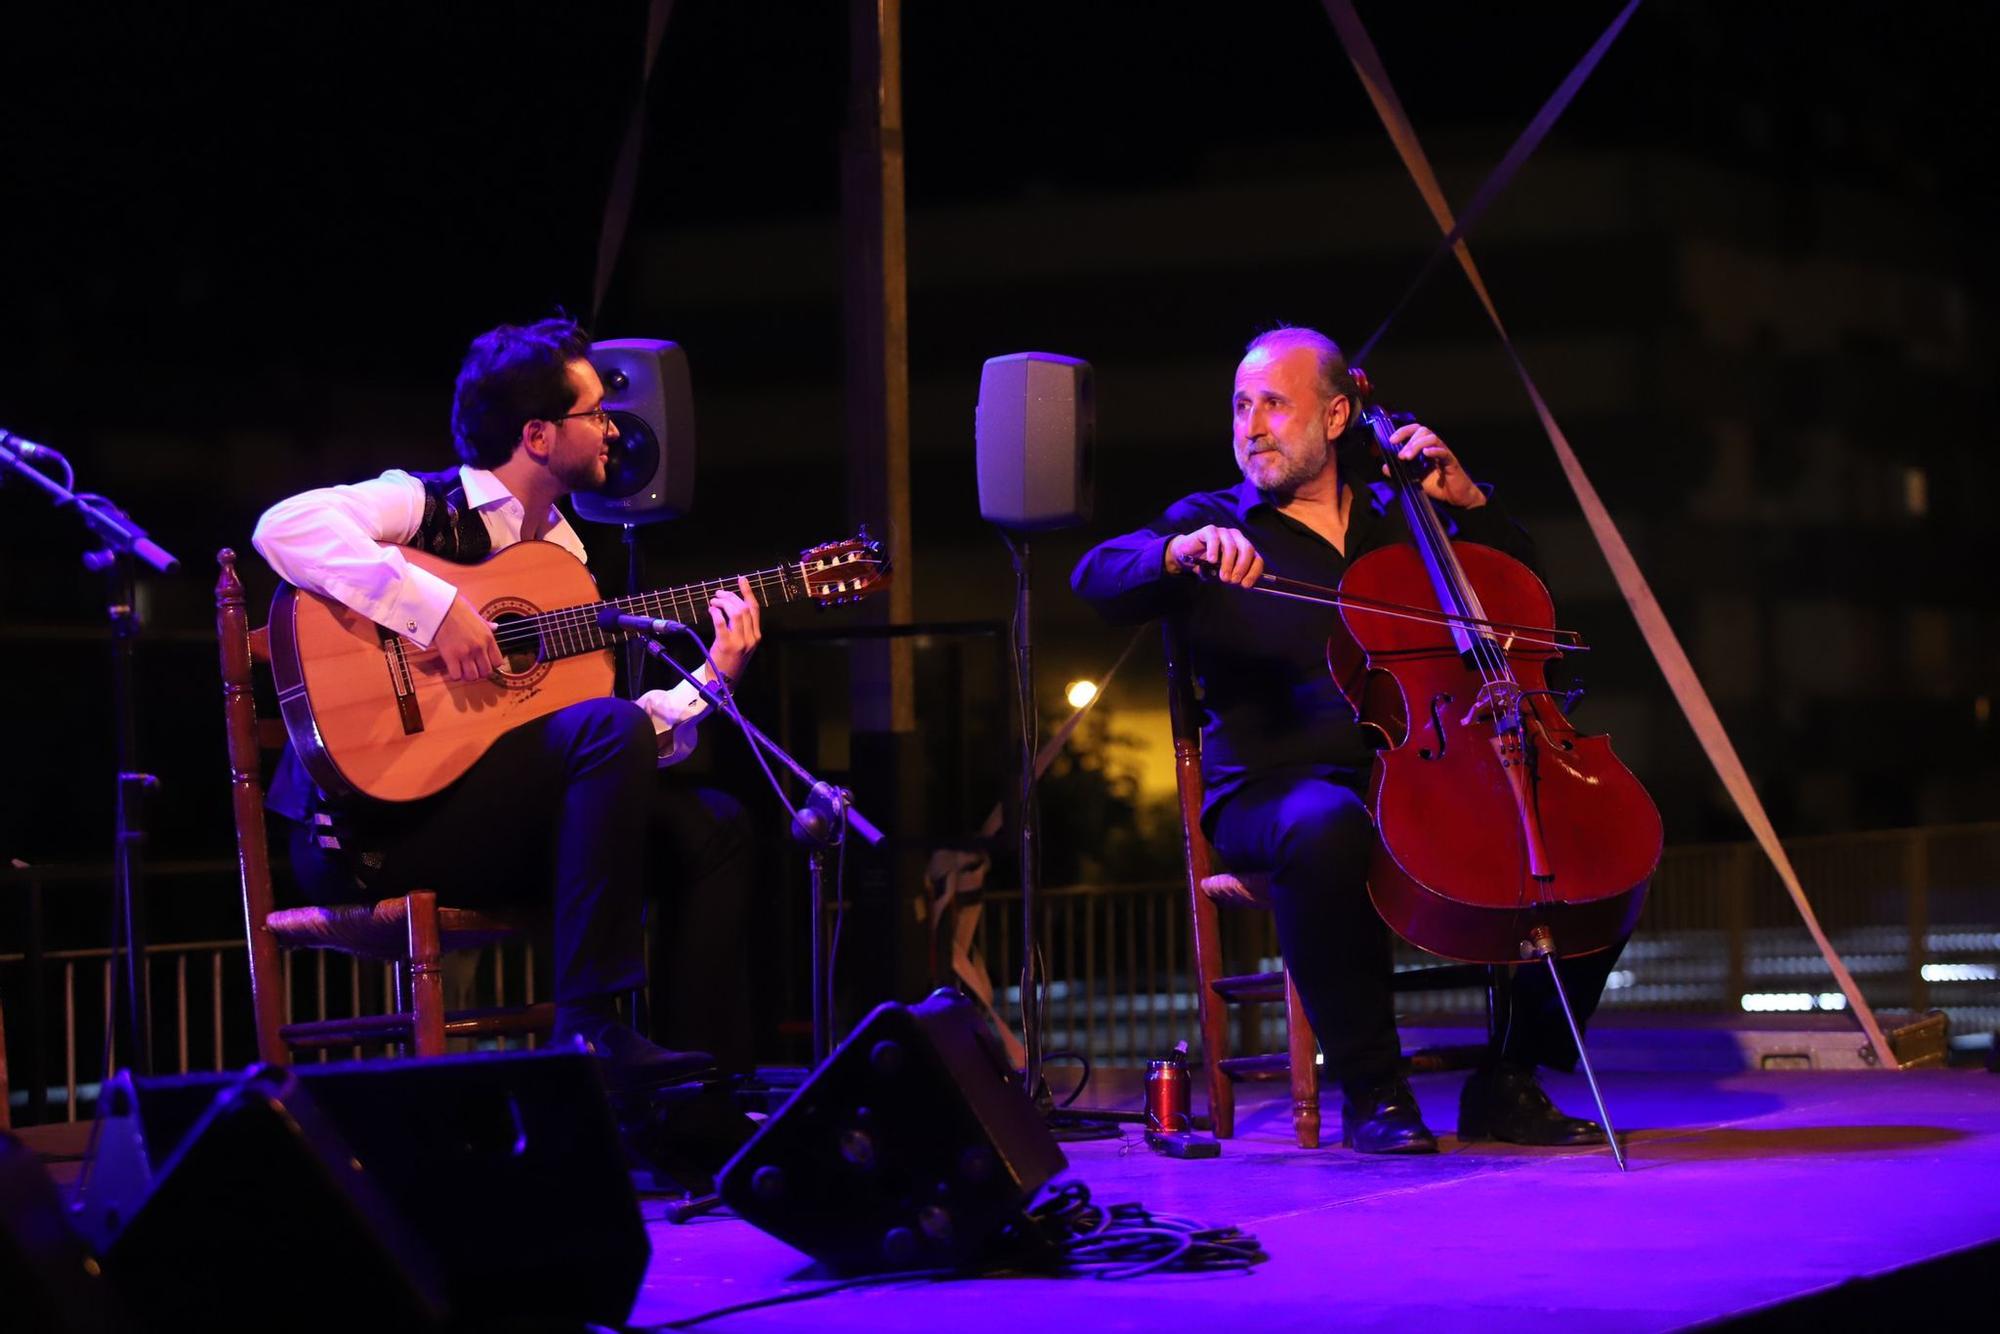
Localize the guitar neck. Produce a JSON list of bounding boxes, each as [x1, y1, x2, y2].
[[533, 563, 803, 661]]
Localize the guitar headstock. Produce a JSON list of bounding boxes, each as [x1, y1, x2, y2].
[[797, 535, 891, 607]]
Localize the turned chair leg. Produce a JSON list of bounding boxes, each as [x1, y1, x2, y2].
[[1198, 968, 1236, 1140], [405, 891, 447, 1058], [1284, 970, 1321, 1149], [1206, 1034, 1236, 1140]]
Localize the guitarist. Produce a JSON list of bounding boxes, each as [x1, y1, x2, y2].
[[253, 316, 760, 1085]]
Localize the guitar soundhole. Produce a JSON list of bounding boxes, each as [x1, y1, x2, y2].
[[484, 598, 554, 689], [493, 613, 538, 675]]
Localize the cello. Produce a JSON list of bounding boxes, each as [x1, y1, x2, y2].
[[1221, 372, 1662, 1164], [1326, 376, 1663, 970]]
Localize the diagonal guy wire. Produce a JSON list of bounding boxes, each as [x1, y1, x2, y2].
[[1320, 0, 1900, 1064]]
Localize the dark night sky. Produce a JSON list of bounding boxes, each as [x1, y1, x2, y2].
[[3, 1, 1996, 881], [6, 2, 1991, 403]]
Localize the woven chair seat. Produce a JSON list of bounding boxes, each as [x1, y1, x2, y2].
[[266, 899, 524, 960], [1198, 868, 1274, 906]]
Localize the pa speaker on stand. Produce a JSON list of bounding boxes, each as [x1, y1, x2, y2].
[[975, 352, 1092, 532], [575, 338, 696, 527], [576, 337, 698, 704], [973, 353, 1109, 1133]]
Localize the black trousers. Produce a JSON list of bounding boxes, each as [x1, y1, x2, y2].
[[1209, 772, 1625, 1101], [287, 697, 756, 1067], [644, 784, 756, 1072]]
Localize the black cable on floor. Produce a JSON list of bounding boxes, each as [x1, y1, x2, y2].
[[1042, 1048, 1092, 1107], [630, 1182, 1265, 1329]]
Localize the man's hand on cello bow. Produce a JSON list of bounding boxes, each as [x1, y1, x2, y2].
[[1164, 524, 1266, 587]]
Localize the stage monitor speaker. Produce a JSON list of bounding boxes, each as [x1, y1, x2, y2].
[[80, 1049, 648, 1330], [573, 337, 696, 525], [623, 1078, 761, 1196], [0, 1130, 128, 1334], [717, 989, 1066, 1276], [104, 1067, 450, 1331], [975, 351, 1094, 531]]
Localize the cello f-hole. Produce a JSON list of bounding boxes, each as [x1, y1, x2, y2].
[[1420, 692, 1453, 759]]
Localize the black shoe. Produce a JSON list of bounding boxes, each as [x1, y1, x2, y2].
[[1457, 1061, 1606, 1146], [1340, 1078, 1439, 1155], [560, 1018, 715, 1093]]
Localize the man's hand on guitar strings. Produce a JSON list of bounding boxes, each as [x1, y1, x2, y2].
[[433, 594, 502, 683], [705, 576, 762, 684]]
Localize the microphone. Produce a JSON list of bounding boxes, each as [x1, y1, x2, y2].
[[595, 606, 689, 637]]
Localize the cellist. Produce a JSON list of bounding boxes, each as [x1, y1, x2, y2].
[[1072, 326, 1623, 1154]]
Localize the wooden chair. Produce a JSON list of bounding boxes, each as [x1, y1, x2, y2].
[[1165, 623, 1491, 1149], [217, 549, 552, 1063]]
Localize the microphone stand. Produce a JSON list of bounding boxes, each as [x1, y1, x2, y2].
[[629, 633, 883, 1068], [2, 431, 179, 1078]]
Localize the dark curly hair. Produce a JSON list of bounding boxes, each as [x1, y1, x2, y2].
[[449, 316, 593, 469]]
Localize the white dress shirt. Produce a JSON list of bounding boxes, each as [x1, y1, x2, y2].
[[253, 465, 709, 765]]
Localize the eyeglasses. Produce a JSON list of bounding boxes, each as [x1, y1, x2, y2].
[[552, 406, 612, 429]]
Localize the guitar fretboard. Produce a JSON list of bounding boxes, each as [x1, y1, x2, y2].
[[488, 564, 801, 661]]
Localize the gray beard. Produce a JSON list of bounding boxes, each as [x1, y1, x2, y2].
[[1239, 442, 1330, 495]]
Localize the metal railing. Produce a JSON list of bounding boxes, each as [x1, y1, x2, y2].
[[6, 823, 1996, 1123], [973, 822, 2000, 1066], [1, 928, 538, 1125]]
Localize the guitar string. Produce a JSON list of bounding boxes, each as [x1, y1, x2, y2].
[[522, 564, 823, 656], [1386, 424, 1559, 913], [475, 557, 879, 655], [482, 573, 788, 654], [487, 566, 797, 653]]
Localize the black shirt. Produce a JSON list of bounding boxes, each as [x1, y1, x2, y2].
[[1070, 476, 1536, 819]]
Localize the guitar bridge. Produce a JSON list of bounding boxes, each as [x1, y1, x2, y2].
[[380, 632, 426, 736]]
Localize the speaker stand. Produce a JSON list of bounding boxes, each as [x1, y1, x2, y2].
[[621, 523, 646, 697], [1001, 533, 1123, 1143], [1003, 533, 1046, 1102]]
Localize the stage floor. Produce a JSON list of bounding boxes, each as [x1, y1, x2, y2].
[[627, 1067, 2000, 1331]]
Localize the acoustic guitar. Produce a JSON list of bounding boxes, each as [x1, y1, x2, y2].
[[268, 535, 888, 802]]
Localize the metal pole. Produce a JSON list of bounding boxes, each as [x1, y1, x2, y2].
[[1526, 926, 1625, 1172], [1015, 538, 1044, 1100], [809, 846, 828, 1065], [841, 0, 927, 1014], [843, 0, 914, 730], [622, 524, 646, 698], [106, 554, 155, 1075]]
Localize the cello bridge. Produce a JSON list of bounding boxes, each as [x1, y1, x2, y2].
[[1460, 681, 1524, 731]]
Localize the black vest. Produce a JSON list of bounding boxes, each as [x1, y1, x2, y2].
[[267, 468, 494, 822], [408, 466, 494, 566]]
